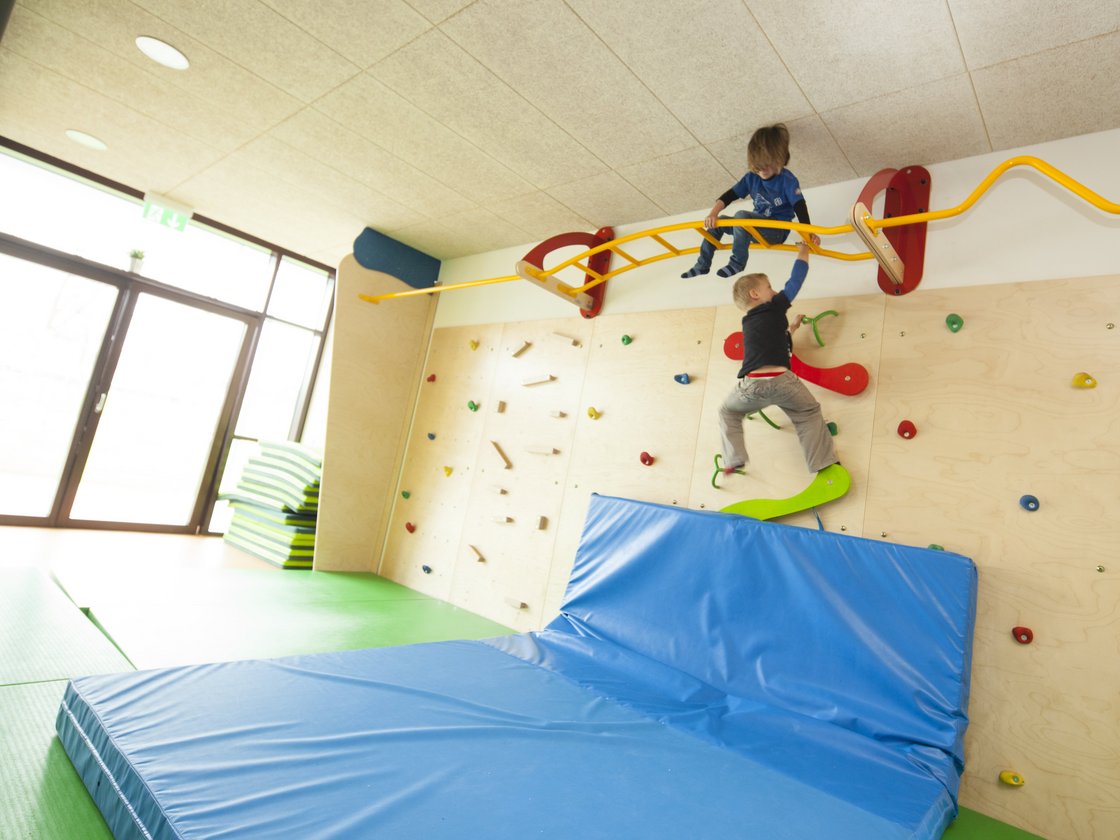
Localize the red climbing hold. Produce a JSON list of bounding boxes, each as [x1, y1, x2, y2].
[[404, 522, 416, 534], [1011, 626, 1033, 644], [639, 451, 655, 466], [897, 420, 917, 439], [426, 374, 436, 382]]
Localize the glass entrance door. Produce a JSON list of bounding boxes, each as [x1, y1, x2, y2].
[[0, 254, 120, 518], [66, 292, 248, 528]]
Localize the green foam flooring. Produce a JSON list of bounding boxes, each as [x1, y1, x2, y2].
[[86, 595, 513, 669], [0, 681, 113, 840], [51, 561, 423, 612], [0, 570, 132, 684], [946, 806, 1046, 839]]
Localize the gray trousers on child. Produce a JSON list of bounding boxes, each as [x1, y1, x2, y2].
[[718, 371, 838, 473]]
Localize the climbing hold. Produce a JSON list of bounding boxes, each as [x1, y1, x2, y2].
[[998, 770, 1025, 787], [401, 490, 411, 499], [826, 421, 838, 436], [1012, 626, 1033, 645], [621, 334, 632, 345], [469, 339, 479, 350], [443, 466, 453, 477], [587, 407, 602, 419], [928, 544, 945, 551], [427, 432, 436, 440], [945, 313, 964, 333], [421, 564, 432, 574], [1097, 565, 1106, 573], [404, 522, 416, 533], [748, 409, 781, 429], [512, 340, 531, 357], [897, 420, 917, 439], [1019, 494, 1040, 511], [674, 373, 691, 384], [426, 374, 436, 382], [467, 400, 479, 412], [803, 310, 839, 347], [1072, 372, 1097, 388], [639, 451, 655, 466], [711, 453, 746, 489]]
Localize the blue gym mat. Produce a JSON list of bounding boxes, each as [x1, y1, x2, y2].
[[56, 494, 976, 839]]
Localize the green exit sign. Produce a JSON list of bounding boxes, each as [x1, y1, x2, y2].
[[142, 192, 193, 232]]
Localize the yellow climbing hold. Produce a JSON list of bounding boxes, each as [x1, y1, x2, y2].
[[443, 466, 453, 477], [587, 407, 602, 419], [1072, 372, 1097, 388], [998, 770, 1025, 786], [469, 339, 479, 350]]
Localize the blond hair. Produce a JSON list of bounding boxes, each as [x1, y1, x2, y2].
[[747, 123, 791, 171], [732, 273, 770, 310]]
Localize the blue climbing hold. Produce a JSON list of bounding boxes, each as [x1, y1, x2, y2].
[[427, 432, 436, 440], [1019, 495, 1039, 512], [674, 373, 690, 384]]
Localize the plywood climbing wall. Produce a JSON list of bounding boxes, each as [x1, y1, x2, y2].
[[377, 271, 1120, 840], [864, 275, 1120, 839]]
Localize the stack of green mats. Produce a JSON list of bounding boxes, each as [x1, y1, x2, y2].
[[220, 441, 322, 569]]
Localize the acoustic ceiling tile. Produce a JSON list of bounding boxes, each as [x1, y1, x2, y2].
[[566, 0, 811, 145], [972, 32, 1120, 150], [315, 72, 534, 204], [747, 0, 965, 112], [269, 108, 476, 217], [948, 0, 1120, 70], [440, 0, 696, 168], [546, 170, 666, 230], [617, 145, 734, 217], [821, 74, 990, 176], [258, 0, 432, 68], [483, 191, 593, 243], [370, 29, 606, 189], [130, 0, 361, 102]]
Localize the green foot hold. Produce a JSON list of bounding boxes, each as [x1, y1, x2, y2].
[[720, 464, 851, 520]]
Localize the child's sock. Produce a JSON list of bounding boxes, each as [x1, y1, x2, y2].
[[722, 464, 745, 475], [717, 262, 744, 278], [681, 264, 709, 278]]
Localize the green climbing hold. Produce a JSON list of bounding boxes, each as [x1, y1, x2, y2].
[[621, 334, 633, 345], [401, 490, 411, 499], [803, 310, 839, 347], [928, 544, 945, 551], [946, 313, 964, 333], [467, 400, 479, 412], [827, 421, 838, 436]]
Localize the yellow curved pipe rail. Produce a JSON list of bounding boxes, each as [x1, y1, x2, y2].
[[360, 155, 1120, 306]]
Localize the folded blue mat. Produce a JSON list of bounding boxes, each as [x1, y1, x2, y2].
[[57, 494, 976, 839]]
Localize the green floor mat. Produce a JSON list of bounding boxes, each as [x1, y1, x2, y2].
[[0, 681, 114, 840], [86, 597, 513, 670], [944, 806, 1046, 839], [51, 558, 426, 612], [0, 570, 132, 684]]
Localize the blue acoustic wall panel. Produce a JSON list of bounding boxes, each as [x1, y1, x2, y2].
[[352, 226, 440, 288]]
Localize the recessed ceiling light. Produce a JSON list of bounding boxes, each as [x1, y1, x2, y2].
[[135, 35, 190, 70], [65, 130, 108, 151]]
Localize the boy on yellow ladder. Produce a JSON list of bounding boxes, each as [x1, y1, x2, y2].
[[682, 123, 816, 279], [717, 242, 848, 520]]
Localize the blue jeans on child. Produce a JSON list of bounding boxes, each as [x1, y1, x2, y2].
[[694, 210, 791, 272]]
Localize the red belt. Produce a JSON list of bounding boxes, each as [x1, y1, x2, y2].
[[746, 370, 786, 379]]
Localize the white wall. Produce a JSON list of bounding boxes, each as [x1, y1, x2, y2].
[[433, 127, 1120, 327]]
